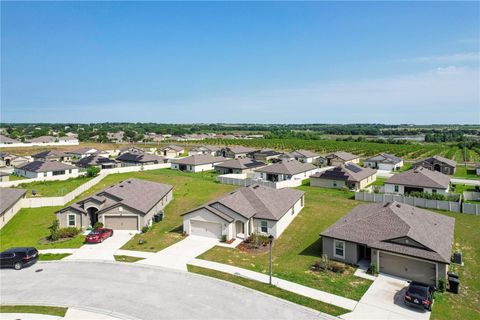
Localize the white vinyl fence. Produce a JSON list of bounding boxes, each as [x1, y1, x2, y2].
[[1, 172, 86, 188], [217, 174, 304, 189]]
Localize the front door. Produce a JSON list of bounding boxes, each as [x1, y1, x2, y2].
[[235, 221, 244, 237]]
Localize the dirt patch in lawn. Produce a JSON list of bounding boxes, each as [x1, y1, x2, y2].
[[237, 241, 270, 254]]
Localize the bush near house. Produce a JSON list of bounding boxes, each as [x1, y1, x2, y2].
[[86, 166, 100, 177], [58, 227, 80, 239]]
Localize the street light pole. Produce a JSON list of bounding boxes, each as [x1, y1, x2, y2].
[[268, 235, 274, 285]]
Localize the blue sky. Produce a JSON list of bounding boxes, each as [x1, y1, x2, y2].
[[1, 1, 479, 124]]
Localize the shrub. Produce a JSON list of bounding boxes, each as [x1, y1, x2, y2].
[[245, 233, 270, 249], [141, 226, 150, 233], [93, 222, 104, 229], [329, 261, 346, 273], [312, 255, 347, 273], [58, 227, 80, 239], [48, 219, 60, 241], [369, 263, 378, 275], [86, 166, 100, 177], [221, 235, 227, 242], [438, 277, 446, 292]]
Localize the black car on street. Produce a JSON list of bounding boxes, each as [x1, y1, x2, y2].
[[0, 247, 39, 270]]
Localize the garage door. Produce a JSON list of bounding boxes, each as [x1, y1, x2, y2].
[[190, 220, 222, 239], [104, 216, 138, 230], [379, 252, 436, 285]]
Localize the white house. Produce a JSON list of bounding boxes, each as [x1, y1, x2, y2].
[[188, 145, 221, 156], [384, 167, 450, 196], [182, 185, 305, 240], [290, 150, 320, 164], [170, 155, 227, 173], [364, 153, 403, 171], [14, 160, 79, 179], [254, 159, 317, 183], [0, 188, 27, 229]]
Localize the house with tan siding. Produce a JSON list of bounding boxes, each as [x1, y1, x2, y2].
[[310, 164, 377, 191]]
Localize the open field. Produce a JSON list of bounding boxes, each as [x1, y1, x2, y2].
[[15, 176, 93, 197], [454, 166, 479, 179]]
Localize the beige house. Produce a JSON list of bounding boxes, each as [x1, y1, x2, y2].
[[0, 152, 29, 167], [182, 185, 305, 240], [219, 146, 257, 159], [32, 150, 72, 163], [56, 178, 173, 231], [0, 188, 27, 229], [14, 160, 79, 179], [310, 164, 377, 191], [215, 158, 266, 175], [384, 167, 450, 195], [323, 151, 360, 166], [171, 155, 226, 173], [160, 145, 185, 158]]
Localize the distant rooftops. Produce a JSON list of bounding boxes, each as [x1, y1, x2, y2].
[[16, 160, 77, 173], [311, 163, 376, 182], [255, 159, 316, 175]]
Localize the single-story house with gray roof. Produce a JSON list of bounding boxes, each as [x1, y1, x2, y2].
[[182, 185, 305, 240], [56, 178, 173, 230], [32, 150, 72, 163], [0, 188, 27, 229], [188, 145, 222, 156], [413, 155, 457, 175], [14, 160, 79, 179], [310, 164, 377, 191], [171, 155, 226, 172], [116, 152, 165, 167], [254, 159, 317, 183], [384, 167, 450, 195], [215, 158, 266, 175], [320, 201, 455, 286], [364, 153, 403, 171], [291, 150, 320, 164], [219, 146, 258, 159], [160, 145, 185, 158], [321, 151, 360, 167]]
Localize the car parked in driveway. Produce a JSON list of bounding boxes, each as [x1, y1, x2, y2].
[[85, 228, 114, 244], [404, 281, 435, 311], [0, 247, 39, 270]]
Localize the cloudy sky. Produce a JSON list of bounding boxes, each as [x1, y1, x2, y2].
[[1, 1, 479, 124]]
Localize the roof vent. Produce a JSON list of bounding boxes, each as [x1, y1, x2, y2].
[[119, 185, 124, 188], [253, 185, 260, 189], [396, 204, 401, 208]]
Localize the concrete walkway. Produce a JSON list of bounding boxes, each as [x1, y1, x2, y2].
[[137, 236, 219, 271], [189, 258, 358, 311]]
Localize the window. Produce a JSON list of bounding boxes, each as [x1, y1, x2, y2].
[[52, 170, 65, 176], [68, 214, 76, 227], [260, 220, 268, 233], [333, 181, 337, 187], [394, 185, 399, 192], [334, 240, 345, 259], [432, 189, 437, 194]]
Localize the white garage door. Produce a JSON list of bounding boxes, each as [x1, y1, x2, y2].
[[190, 220, 222, 239], [379, 252, 436, 285]]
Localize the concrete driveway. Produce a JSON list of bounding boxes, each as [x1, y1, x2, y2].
[[341, 274, 430, 320], [0, 261, 325, 320], [65, 230, 137, 261], [138, 235, 219, 271]]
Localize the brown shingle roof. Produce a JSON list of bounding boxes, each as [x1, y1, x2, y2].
[[16, 160, 77, 173], [326, 151, 359, 161], [385, 167, 450, 189], [255, 159, 316, 175], [311, 164, 376, 182], [215, 158, 266, 170], [321, 202, 455, 263], [171, 155, 226, 165], [415, 155, 457, 168], [0, 188, 27, 214], [291, 150, 319, 158], [225, 146, 257, 154]]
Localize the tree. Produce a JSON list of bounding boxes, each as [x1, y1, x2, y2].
[[86, 166, 100, 177], [49, 219, 60, 241]]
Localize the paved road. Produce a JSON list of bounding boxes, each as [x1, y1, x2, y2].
[[0, 261, 329, 320]]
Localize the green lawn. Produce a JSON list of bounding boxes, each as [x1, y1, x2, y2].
[[114, 255, 144, 263], [198, 186, 372, 301], [16, 176, 93, 197], [0, 206, 85, 251], [188, 265, 349, 316], [38, 253, 71, 260], [8, 174, 26, 181], [397, 162, 413, 172], [454, 166, 478, 180], [367, 177, 386, 187], [0, 305, 67, 317]]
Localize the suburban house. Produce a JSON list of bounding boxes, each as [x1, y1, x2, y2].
[[215, 158, 266, 175], [320, 201, 454, 286], [291, 150, 320, 164], [170, 155, 226, 173], [413, 155, 457, 175], [29, 136, 58, 144], [160, 145, 185, 157], [14, 160, 79, 179], [0, 152, 29, 167], [67, 147, 102, 159], [0, 135, 20, 145], [220, 146, 257, 159], [384, 167, 451, 195], [116, 152, 165, 166], [188, 145, 221, 156], [0, 172, 9, 182], [32, 150, 72, 163], [278, 152, 295, 161], [254, 159, 317, 183], [118, 146, 145, 155], [322, 151, 360, 166], [0, 188, 27, 229], [107, 131, 125, 143], [76, 155, 118, 169], [364, 153, 404, 171], [310, 164, 377, 191], [182, 184, 305, 240], [251, 149, 283, 162], [56, 178, 173, 231]]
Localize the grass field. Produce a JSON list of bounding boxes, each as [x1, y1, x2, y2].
[[16, 176, 93, 197], [39, 253, 71, 260], [198, 187, 373, 301], [8, 174, 26, 181], [114, 255, 144, 263], [0, 305, 67, 317], [454, 166, 478, 179], [188, 265, 349, 316]]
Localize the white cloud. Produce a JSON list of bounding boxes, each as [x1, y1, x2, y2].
[[398, 52, 480, 64]]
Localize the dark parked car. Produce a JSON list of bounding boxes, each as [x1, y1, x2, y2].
[[85, 228, 114, 244], [404, 281, 435, 311], [0, 247, 39, 270]]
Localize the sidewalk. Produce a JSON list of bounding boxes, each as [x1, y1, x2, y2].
[[189, 258, 358, 311]]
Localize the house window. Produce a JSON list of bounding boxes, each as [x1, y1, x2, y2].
[[333, 181, 337, 187], [394, 185, 399, 192], [334, 240, 345, 259], [68, 214, 76, 227], [432, 189, 437, 193], [260, 220, 268, 233], [52, 170, 65, 176]]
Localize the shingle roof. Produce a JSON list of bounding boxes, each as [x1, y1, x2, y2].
[[161, 145, 184, 152], [311, 164, 376, 182], [191, 145, 221, 152], [215, 158, 266, 170], [415, 155, 457, 168], [0, 188, 27, 214], [366, 153, 402, 164], [320, 202, 455, 263], [116, 152, 164, 164], [385, 167, 450, 189], [253, 149, 282, 157], [76, 155, 117, 167], [0, 135, 20, 144], [68, 147, 100, 155], [29, 136, 57, 143], [119, 146, 144, 153], [326, 151, 359, 161], [16, 160, 77, 173], [255, 159, 316, 175], [32, 150, 68, 159], [225, 146, 257, 154], [171, 154, 226, 165], [183, 185, 304, 221], [57, 178, 173, 216], [291, 150, 319, 158]]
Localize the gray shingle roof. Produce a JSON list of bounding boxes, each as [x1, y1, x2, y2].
[[291, 150, 319, 158], [183, 185, 304, 221], [33, 150, 68, 159], [255, 159, 316, 175], [161, 145, 184, 152], [0, 135, 20, 144], [68, 147, 100, 155], [415, 155, 457, 168], [224, 146, 257, 154], [116, 152, 164, 164], [366, 153, 402, 164], [326, 151, 359, 161], [320, 202, 455, 263], [215, 158, 266, 170], [191, 145, 221, 152], [171, 155, 226, 165], [385, 167, 450, 189], [76, 155, 117, 167], [311, 164, 377, 182], [0, 188, 27, 214], [16, 160, 77, 173], [29, 136, 57, 143]]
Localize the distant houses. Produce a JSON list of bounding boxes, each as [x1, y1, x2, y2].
[[322, 151, 360, 167], [0, 134, 79, 148], [170, 155, 226, 173], [188, 145, 221, 156], [291, 150, 320, 164], [215, 158, 266, 175], [32, 150, 72, 163], [116, 152, 165, 167], [364, 153, 403, 171], [14, 160, 79, 179], [254, 159, 317, 183], [160, 145, 185, 158], [413, 155, 457, 175], [219, 146, 258, 159]]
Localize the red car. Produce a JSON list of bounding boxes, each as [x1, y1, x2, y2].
[[85, 228, 114, 244]]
